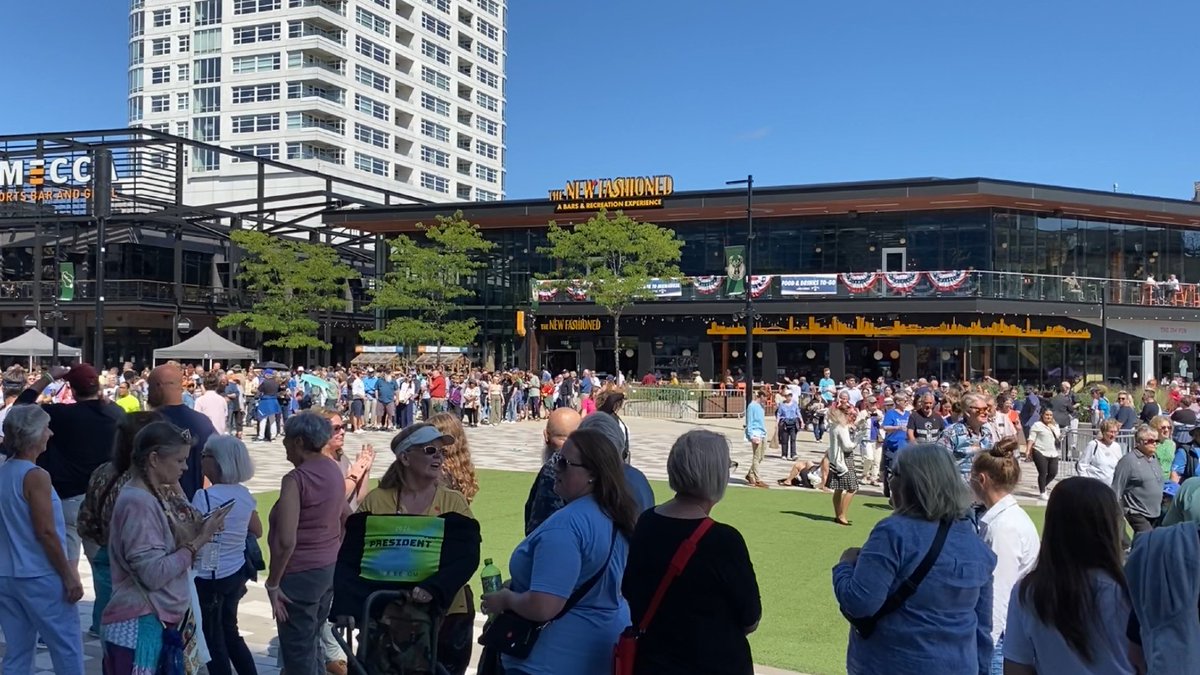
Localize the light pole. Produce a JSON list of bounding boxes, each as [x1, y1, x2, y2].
[[726, 175, 755, 405], [1100, 279, 1108, 383]]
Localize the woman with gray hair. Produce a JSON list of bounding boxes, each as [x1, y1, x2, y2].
[[0, 404, 85, 674], [265, 411, 349, 675], [192, 435, 262, 675], [621, 430, 761, 674], [834, 443, 997, 675]]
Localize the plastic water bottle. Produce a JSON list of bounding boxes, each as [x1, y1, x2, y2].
[[481, 558, 503, 596], [201, 533, 221, 574]]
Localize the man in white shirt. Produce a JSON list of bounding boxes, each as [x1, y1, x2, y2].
[[194, 372, 229, 434]]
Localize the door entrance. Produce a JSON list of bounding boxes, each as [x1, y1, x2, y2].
[[542, 349, 579, 375], [881, 247, 907, 272]]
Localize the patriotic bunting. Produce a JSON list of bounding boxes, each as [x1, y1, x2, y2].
[[840, 272, 879, 294]]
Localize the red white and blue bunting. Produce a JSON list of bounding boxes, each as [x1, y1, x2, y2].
[[926, 270, 970, 292], [884, 271, 922, 292], [535, 281, 558, 302], [567, 281, 589, 301], [750, 275, 773, 298], [840, 272, 879, 294], [693, 275, 722, 295]]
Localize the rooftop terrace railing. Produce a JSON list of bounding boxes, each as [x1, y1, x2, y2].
[[534, 270, 1199, 308]]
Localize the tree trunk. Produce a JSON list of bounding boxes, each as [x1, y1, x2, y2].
[[612, 313, 621, 379]]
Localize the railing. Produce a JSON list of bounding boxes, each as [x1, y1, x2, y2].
[[535, 270, 1200, 309], [0, 279, 368, 312], [624, 384, 756, 420]]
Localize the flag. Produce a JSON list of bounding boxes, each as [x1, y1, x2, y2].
[[58, 262, 74, 302], [724, 245, 746, 296]]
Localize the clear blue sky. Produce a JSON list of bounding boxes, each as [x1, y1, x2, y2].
[[3, 0, 1198, 200]]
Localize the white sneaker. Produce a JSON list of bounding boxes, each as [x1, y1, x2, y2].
[[1038, 491, 1048, 502]]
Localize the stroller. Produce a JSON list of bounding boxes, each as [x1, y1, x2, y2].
[[331, 511, 481, 675]]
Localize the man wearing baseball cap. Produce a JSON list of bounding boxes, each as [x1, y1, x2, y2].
[[17, 363, 124, 565]]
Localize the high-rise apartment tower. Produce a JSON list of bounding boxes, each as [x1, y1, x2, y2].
[[127, 0, 507, 205]]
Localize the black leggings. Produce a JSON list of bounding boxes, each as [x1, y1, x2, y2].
[[1031, 449, 1059, 493]]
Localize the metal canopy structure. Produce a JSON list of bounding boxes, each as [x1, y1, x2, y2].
[[0, 128, 429, 366], [0, 128, 430, 262]]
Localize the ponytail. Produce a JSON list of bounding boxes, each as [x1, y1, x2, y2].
[[972, 436, 1021, 490]]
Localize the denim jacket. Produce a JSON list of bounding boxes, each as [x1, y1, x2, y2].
[[833, 515, 996, 675]]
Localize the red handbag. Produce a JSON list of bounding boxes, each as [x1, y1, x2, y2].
[[613, 518, 715, 675]]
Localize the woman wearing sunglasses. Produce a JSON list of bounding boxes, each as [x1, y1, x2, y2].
[[480, 427, 639, 675], [358, 423, 476, 674]]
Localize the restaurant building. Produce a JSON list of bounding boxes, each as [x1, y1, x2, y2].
[[327, 176, 1200, 386]]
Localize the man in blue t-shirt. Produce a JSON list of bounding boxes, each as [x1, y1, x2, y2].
[[362, 369, 379, 430], [375, 372, 398, 431], [580, 369, 594, 397], [880, 394, 911, 499], [818, 367, 836, 403]]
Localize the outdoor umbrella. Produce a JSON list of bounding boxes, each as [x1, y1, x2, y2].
[[258, 360, 288, 370], [301, 373, 336, 392]]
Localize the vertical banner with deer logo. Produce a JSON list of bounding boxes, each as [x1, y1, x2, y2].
[[724, 246, 746, 296]]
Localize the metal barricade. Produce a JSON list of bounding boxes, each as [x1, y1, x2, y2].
[[1059, 427, 1134, 478]]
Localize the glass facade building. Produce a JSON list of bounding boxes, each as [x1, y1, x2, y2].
[[332, 177, 1200, 386]]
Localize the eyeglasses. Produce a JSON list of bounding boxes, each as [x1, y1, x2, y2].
[[968, 406, 988, 414], [330, 424, 345, 432], [1139, 438, 1158, 445], [551, 451, 585, 472]]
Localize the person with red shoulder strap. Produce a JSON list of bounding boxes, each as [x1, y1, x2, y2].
[[620, 430, 761, 675]]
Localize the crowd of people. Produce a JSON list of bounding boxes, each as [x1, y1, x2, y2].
[[0, 360, 766, 675]]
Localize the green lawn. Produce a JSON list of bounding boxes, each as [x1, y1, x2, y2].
[[253, 469, 1046, 675]]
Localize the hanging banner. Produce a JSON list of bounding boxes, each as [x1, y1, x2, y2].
[[884, 271, 922, 292], [926, 270, 970, 292], [840, 272, 879, 294], [645, 278, 682, 298], [724, 246, 746, 296], [750, 275, 773, 298], [58, 262, 75, 301], [693, 275, 722, 295], [780, 274, 837, 296]]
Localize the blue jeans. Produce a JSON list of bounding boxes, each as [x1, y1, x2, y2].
[[990, 635, 1004, 675], [0, 573, 84, 675]]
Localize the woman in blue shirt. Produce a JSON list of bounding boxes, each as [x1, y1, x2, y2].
[[480, 427, 639, 675], [775, 389, 802, 460], [833, 443, 997, 675]]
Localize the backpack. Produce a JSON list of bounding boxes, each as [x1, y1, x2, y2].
[[1180, 445, 1200, 483]]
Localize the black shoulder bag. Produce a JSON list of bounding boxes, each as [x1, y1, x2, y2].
[[842, 519, 950, 639], [479, 527, 618, 659]]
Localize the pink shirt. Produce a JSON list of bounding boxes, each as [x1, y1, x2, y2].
[[103, 486, 193, 626], [581, 397, 596, 416], [194, 390, 228, 434]]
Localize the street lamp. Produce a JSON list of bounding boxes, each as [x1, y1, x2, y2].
[[726, 174, 755, 405]]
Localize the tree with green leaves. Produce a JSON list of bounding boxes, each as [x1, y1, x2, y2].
[[219, 229, 359, 359], [363, 211, 495, 360], [540, 209, 683, 375]]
